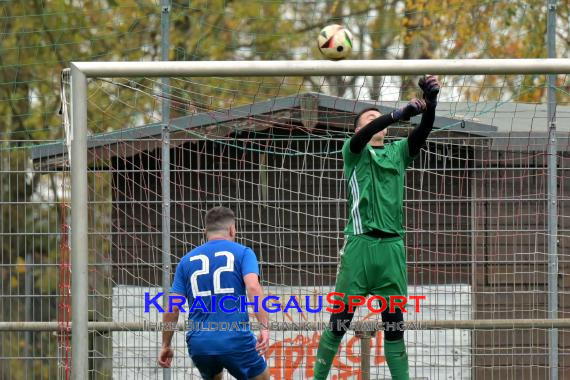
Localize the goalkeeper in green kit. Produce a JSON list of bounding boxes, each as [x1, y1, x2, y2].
[[314, 76, 440, 380]]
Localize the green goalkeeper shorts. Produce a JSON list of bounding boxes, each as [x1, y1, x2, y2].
[[334, 234, 408, 305]]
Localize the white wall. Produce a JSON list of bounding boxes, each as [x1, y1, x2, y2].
[[112, 284, 471, 379]]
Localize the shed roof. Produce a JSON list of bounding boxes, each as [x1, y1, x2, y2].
[[31, 92, 569, 169]]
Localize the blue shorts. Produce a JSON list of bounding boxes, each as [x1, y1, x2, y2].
[[189, 348, 267, 380]]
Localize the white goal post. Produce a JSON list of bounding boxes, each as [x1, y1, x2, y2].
[[69, 58, 570, 379]]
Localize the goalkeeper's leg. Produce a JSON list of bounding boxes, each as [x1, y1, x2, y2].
[[315, 235, 366, 379], [313, 305, 354, 380], [382, 308, 409, 380], [367, 238, 409, 380]]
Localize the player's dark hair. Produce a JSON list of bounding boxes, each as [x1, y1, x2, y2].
[[353, 107, 381, 129], [205, 206, 235, 234]]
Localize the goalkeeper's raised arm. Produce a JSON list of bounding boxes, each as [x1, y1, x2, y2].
[[408, 75, 440, 156], [348, 98, 427, 154]]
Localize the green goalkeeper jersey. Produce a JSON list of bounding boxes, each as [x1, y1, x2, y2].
[[342, 137, 416, 237]]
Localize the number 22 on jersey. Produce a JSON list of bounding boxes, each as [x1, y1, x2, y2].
[[189, 251, 235, 297]]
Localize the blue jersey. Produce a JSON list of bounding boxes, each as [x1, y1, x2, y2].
[[170, 239, 260, 355]]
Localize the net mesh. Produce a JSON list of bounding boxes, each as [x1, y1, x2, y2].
[[47, 72, 570, 379], [1, 0, 570, 378]]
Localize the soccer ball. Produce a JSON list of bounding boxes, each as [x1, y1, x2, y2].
[[317, 24, 353, 60]]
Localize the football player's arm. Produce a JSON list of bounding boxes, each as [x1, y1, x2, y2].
[[408, 105, 435, 157], [408, 76, 440, 157], [159, 261, 186, 368], [244, 273, 270, 356], [158, 293, 183, 368], [349, 99, 426, 154]]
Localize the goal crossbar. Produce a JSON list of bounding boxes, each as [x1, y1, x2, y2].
[[72, 58, 570, 77]]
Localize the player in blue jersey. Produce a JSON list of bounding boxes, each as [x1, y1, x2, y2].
[[158, 206, 270, 380]]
